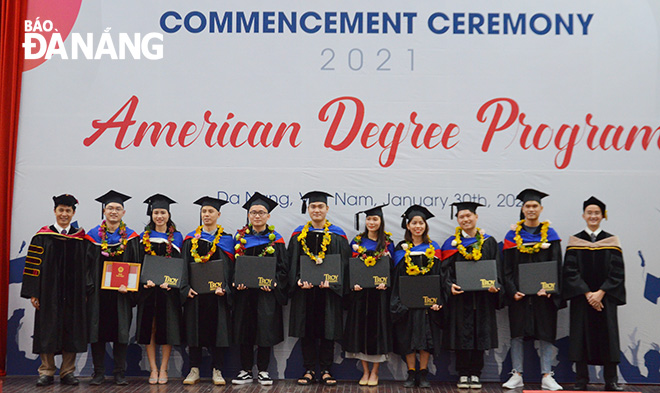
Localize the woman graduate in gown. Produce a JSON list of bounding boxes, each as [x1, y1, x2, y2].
[[231, 192, 288, 386], [344, 204, 394, 386], [390, 205, 443, 388], [135, 194, 184, 385], [180, 196, 235, 386]]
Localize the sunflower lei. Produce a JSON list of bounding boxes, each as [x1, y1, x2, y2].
[[298, 220, 332, 264], [143, 224, 175, 258], [234, 224, 277, 258], [514, 220, 550, 254], [190, 225, 223, 263], [99, 220, 127, 257], [353, 232, 392, 267], [452, 227, 483, 260], [404, 241, 436, 275]]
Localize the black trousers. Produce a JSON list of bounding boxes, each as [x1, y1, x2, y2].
[[576, 361, 618, 384], [240, 344, 271, 372], [91, 342, 127, 374], [189, 346, 223, 370], [455, 349, 485, 377], [301, 337, 334, 371]]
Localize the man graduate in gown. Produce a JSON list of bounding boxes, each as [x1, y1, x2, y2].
[[563, 196, 626, 392], [232, 192, 288, 385], [288, 191, 351, 386], [21, 194, 92, 387], [85, 190, 141, 385], [501, 189, 564, 391], [440, 202, 501, 390]]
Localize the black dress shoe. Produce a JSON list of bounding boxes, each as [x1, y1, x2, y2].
[[114, 372, 128, 385], [90, 372, 105, 385], [60, 373, 79, 386], [574, 382, 588, 391], [416, 369, 431, 388], [36, 375, 54, 386], [605, 382, 624, 391], [403, 370, 416, 388]]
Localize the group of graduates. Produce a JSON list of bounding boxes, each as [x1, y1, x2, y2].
[[20, 188, 626, 392]]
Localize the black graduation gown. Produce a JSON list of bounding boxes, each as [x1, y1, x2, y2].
[[563, 230, 625, 364], [441, 236, 501, 351], [180, 233, 234, 347], [87, 233, 141, 344], [502, 228, 565, 343], [20, 226, 93, 354], [390, 241, 443, 356], [135, 239, 183, 345], [342, 250, 393, 356], [232, 235, 288, 347], [287, 229, 351, 341]]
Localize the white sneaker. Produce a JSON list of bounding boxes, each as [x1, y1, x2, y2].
[[470, 375, 482, 389], [183, 367, 200, 385], [457, 376, 470, 389], [502, 371, 524, 389], [257, 371, 273, 385], [231, 370, 252, 385], [213, 369, 226, 385], [541, 372, 563, 391]]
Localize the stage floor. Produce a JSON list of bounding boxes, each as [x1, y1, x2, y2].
[[0, 377, 652, 393]]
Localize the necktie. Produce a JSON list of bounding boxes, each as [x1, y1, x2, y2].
[[590, 233, 596, 242], [61, 229, 67, 235]]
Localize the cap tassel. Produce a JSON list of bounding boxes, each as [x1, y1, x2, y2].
[[400, 216, 407, 229], [449, 204, 454, 219], [301, 200, 307, 214], [519, 209, 524, 220], [354, 213, 360, 231]]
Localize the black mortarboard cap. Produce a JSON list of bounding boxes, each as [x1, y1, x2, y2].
[[516, 188, 549, 204], [194, 196, 228, 212], [53, 194, 78, 209], [143, 193, 176, 215], [354, 203, 387, 231], [583, 196, 607, 218], [400, 204, 434, 229], [242, 192, 278, 213], [300, 191, 332, 214], [450, 201, 484, 219], [95, 190, 131, 219]]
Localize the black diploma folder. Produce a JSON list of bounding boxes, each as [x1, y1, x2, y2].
[[399, 275, 441, 308], [518, 260, 558, 295], [349, 256, 390, 288], [234, 255, 276, 289], [455, 259, 498, 291], [300, 254, 341, 285], [189, 259, 226, 294], [140, 255, 184, 288]]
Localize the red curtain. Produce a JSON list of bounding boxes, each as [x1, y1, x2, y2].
[[0, 0, 27, 375]]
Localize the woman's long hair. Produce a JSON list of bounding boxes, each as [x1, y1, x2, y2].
[[360, 215, 387, 250]]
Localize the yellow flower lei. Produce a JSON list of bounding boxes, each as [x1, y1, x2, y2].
[[514, 220, 549, 254], [297, 220, 332, 264], [190, 225, 223, 263], [354, 231, 392, 267], [454, 227, 483, 260], [404, 241, 436, 275]]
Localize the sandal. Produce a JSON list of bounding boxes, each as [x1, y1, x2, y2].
[[297, 370, 316, 386], [149, 370, 158, 385], [321, 370, 337, 386]]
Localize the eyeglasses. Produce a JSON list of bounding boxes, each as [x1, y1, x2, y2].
[[249, 211, 268, 217], [105, 207, 124, 212]]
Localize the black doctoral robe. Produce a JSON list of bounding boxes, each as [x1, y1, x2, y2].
[[502, 227, 565, 343], [180, 232, 234, 347], [232, 233, 288, 347], [21, 226, 93, 354], [134, 238, 183, 345], [287, 228, 351, 341], [441, 236, 501, 351], [87, 231, 141, 344], [390, 241, 443, 356], [563, 230, 625, 364]]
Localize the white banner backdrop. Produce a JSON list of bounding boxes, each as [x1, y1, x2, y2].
[[7, 0, 660, 383]]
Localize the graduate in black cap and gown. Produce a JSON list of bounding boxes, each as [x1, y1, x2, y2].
[[231, 192, 288, 386], [439, 202, 501, 389], [562, 196, 625, 392], [21, 194, 92, 387], [288, 191, 351, 386], [85, 190, 141, 385], [390, 205, 443, 388], [501, 189, 564, 391], [344, 204, 394, 386], [180, 196, 235, 386], [135, 194, 184, 385]]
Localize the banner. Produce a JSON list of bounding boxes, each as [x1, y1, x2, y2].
[[7, 0, 660, 383]]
